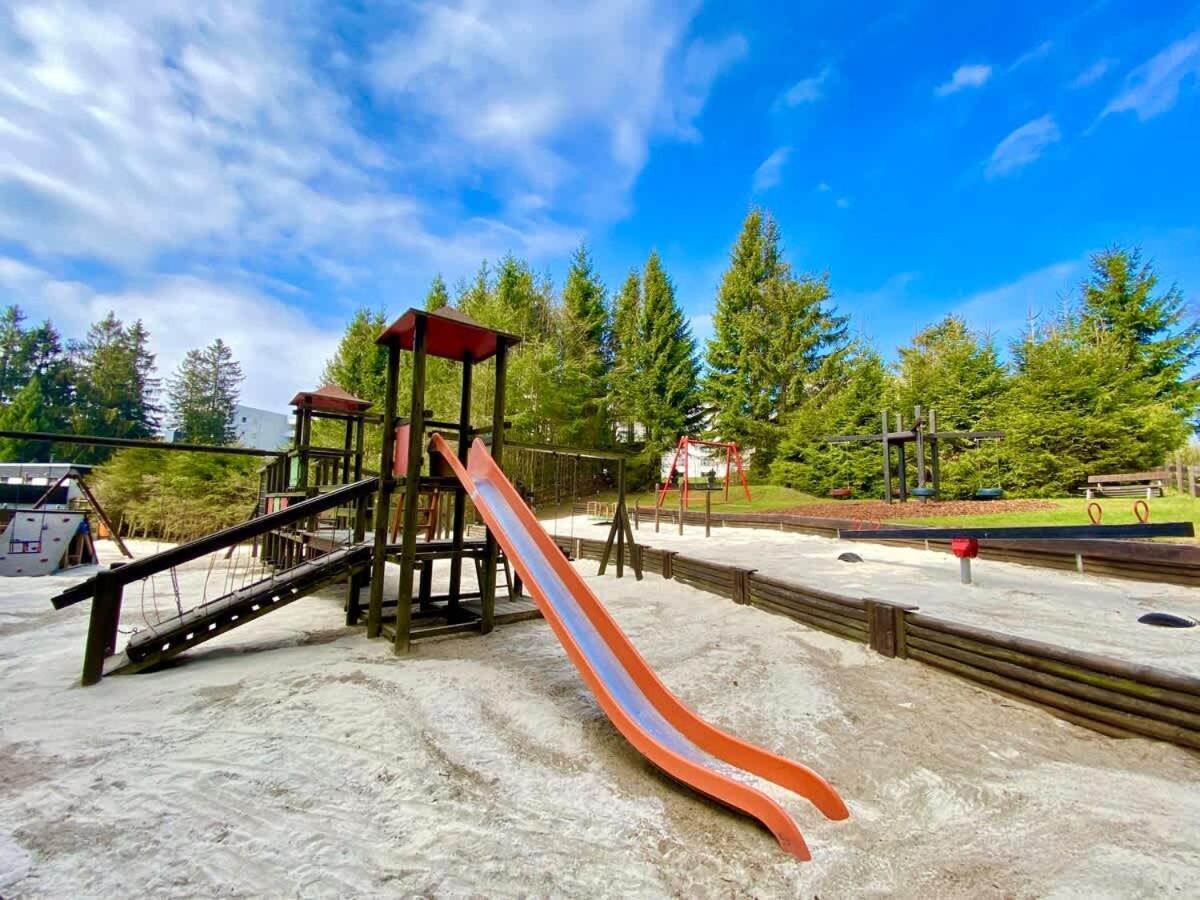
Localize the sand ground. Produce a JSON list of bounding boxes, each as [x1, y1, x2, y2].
[[546, 512, 1200, 678], [1, 539, 1198, 898]]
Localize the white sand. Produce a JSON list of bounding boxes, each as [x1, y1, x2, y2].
[[547, 513, 1200, 678], [1, 538, 1198, 897]]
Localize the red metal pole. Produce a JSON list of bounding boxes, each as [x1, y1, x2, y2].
[[732, 442, 752, 502]]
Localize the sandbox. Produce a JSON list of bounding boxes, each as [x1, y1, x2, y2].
[[2, 539, 1198, 897]]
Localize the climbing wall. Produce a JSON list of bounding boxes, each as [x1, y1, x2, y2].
[[0, 510, 91, 576]]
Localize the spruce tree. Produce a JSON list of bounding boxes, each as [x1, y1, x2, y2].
[[703, 209, 848, 474], [425, 275, 450, 311], [772, 343, 888, 495], [891, 315, 1007, 429], [0, 305, 29, 405], [167, 339, 244, 444], [560, 244, 610, 446], [320, 309, 389, 406], [609, 269, 642, 442], [72, 312, 160, 459], [1079, 247, 1200, 418], [634, 251, 699, 452]]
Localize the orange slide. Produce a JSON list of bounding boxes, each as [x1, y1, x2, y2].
[[431, 435, 848, 859]]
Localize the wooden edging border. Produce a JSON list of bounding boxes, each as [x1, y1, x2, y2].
[[581, 502, 1200, 587], [558, 534, 1200, 752]]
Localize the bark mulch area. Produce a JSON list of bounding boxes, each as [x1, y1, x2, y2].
[[776, 498, 1061, 523]]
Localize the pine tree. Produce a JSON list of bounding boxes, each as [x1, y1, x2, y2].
[[167, 339, 244, 444], [560, 244, 610, 447], [127, 319, 162, 436], [320, 309, 389, 407], [425, 275, 450, 311], [0, 305, 29, 405], [996, 313, 1184, 496], [634, 251, 699, 452], [1079, 246, 1200, 418], [891, 315, 1007, 429], [609, 269, 643, 442], [772, 343, 888, 495], [702, 209, 847, 474], [71, 312, 160, 460]]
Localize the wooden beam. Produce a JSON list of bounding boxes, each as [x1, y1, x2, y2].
[[394, 315, 429, 655], [367, 338, 402, 639]]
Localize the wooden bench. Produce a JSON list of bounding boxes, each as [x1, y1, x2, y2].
[[829, 487, 852, 500], [1084, 472, 1165, 499]]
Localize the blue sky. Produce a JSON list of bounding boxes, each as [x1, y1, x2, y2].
[[0, 0, 1198, 411]]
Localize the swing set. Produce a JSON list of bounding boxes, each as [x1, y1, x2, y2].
[[655, 436, 751, 510]]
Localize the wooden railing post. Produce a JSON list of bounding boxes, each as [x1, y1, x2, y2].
[[82, 568, 123, 686]]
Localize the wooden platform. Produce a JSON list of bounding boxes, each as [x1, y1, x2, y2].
[[378, 595, 543, 642]]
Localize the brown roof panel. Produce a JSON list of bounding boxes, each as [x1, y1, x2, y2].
[[289, 382, 373, 413], [375, 307, 521, 362]]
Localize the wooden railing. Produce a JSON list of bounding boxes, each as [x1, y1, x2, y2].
[[51, 477, 378, 685]]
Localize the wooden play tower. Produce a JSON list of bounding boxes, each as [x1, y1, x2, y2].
[[364, 306, 525, 654]]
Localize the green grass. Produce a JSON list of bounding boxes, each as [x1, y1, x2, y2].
[[895, 493, 1200, 534]]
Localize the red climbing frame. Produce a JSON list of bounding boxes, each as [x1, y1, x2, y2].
[[655, 436, 752, 509]]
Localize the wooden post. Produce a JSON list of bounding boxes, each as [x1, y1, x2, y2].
[[864, 598, 916, 659], [705, 489, 711, 537], [1191, 465, 1198, 498], [81, 569, 122, 686], [297, 402, 312, 493], [654, 491, 660, 533], [73, 475, 133, 559], [914, 405, 926, 499], [367, 339, 401, 639], [896, 411, 907, 503], [481, 341, 508, 635], [394, 317, 429, 655], [342, 418, 353, 485], [634, 499, 639, 531], [928, 408, 940, 497], [881, 410, 892, 503], [448, 352, 473, 612]]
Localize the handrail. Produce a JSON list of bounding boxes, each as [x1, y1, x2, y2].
[[51, 476, 379, 609]]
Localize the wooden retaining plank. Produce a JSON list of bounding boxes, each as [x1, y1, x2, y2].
[[749, 596, 869, 642], [907, 646, 1200, 749], [747, 590, 870, 634], [906, 624, 1200, 715], [906, 635, 1200, 730], [748, 582, 869, 622], [908, 613, 1200, 696]]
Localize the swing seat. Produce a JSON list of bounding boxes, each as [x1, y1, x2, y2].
[[911, 487, 937, 499], [829, 487, 852, 500], [975, 487, 1004, 500]]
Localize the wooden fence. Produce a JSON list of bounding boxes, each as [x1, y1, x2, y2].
[[556, 534, 1200, 752], [572, 502, 1200, 588]]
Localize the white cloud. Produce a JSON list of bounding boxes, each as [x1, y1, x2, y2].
[[0, 0, 729, 295], [370, 1, 745, 222], [0, 258, 338, 412], [985, 115, 1061, 178], [835, 197, 851, 209], [1070, 57, 1116, 88], [816, 181, 832, 192], [1103, 30, 1200, 121], [752, 147, 790, 192], [1010, 40, 1053, 70], [777, 66, 832, 107], [935, 64, 992, 96]]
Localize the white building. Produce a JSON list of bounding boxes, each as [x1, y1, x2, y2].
[[234, 405, 293, 450]]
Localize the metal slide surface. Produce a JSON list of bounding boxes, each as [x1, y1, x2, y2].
[[431, 435, 848, 859]]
